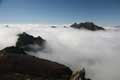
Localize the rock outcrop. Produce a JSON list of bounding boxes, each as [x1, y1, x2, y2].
[[16, 32, 46, 51], [70, 22, 105, 31]]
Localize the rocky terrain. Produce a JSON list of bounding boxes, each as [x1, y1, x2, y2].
[[0, 32, 73, 80], [0, 28, 93, 80], [70, 22, 105, 31]]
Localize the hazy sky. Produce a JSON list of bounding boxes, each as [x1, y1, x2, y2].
[[0, 0, 120, 26]]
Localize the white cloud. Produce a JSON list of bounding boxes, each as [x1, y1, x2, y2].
[[0, 24, 120, 80]]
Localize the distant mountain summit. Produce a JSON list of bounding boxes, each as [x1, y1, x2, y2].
[[70, 22, 105, 31]]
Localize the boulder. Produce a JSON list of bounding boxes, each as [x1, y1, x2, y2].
[[70, 22, 105, 31], [16, 32, 46, 51]]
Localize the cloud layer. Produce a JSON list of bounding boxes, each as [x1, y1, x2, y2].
[[0, 25, 120, 80]]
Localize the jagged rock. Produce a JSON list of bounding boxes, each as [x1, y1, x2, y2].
[[70, 22, 105, 31], [16, 32, 46, 51], [0, 54, 72, 80]]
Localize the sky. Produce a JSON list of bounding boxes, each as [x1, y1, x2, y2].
[[0, 0, 120, 26]]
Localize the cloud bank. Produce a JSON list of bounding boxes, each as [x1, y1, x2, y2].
[[0, 25, 120, 80]]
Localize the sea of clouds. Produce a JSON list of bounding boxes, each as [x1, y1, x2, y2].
[[0, 24, 120, 80]]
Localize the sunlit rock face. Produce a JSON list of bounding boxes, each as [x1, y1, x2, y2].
[[70, 22, 105, 31]]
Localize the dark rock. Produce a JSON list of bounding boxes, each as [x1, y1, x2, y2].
[[64, 26, 67, 28], [51, 26, 57, 28], [5, 25, 9, 28], [16, 32, 46, 51], [0, 72, 51, 80], [70, 22, 105, 31], [79, 68, 92, 80], [0, 54, 72, 80], [80, 68, 86, 80], [0, 46, 26, 55], [0, 73, 33, 80], [0, 45, 72, 80]]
